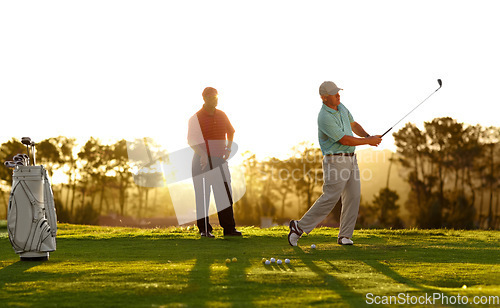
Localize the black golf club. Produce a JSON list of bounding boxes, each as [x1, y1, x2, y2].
[[21, 137, 31, 163], [381, 79, 442, 137]]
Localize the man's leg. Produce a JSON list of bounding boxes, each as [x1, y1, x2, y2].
[[212, 160, 237, 233], [298, 156, 349, 234], [338, 157, 361, 239], [212, 173, 236, 231], [194, 176, 213, 234], [193, 155, 212, 234]]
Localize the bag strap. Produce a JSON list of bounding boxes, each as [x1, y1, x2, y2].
[[19, 181, 37, 206]]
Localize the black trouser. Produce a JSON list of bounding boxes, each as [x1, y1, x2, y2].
[[192, 154, 236, 233]]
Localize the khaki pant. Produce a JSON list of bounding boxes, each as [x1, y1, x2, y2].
[[298, 155, 360, 239], [192, 155, 236, 233]]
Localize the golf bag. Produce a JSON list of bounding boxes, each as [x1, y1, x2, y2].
[[7, 165, 57, 260]]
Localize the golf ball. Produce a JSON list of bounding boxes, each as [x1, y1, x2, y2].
[[270, 258, 276, 263], [311, 244, 316, 249], [232, 257, 237, 263], [277, 259, 282, 265], [225, 258, 231, 264], [261, 258, 267, 263], [285, 258, 290, 264], [265, 260, 271, 265]]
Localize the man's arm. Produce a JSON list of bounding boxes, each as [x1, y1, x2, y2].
[[224, 112, 235, 159], [319, 113, 381, 147], [188, 143, 210, 170], [227, 132, 234, 149], [341, 121, 381, 146], [224, 132, 234, 159], [188, 115, 209, 169], [351, 121, 370, 138], [190, 144, 207, 157], [339, 135, 382, 147]]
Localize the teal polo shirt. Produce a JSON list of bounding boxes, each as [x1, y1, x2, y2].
[[318, 103, 355, 155]]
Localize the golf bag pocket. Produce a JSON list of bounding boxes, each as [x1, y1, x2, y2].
[[7, 166, 56, 254], [43, 168, 58, 237]]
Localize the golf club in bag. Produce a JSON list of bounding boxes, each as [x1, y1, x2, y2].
[[6, 137, 57, 261], [381, 79, 443, 137]]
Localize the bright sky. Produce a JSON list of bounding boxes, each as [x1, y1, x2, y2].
[[1, 0, 499, 160]]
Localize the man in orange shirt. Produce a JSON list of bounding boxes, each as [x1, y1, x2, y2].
[[188, 87, 241, 238]]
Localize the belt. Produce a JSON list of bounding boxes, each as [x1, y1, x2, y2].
[[325, 153, 355, 157]]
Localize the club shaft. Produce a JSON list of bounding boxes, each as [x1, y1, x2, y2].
[[383, 86, 441, 137], [31, 143, 36, 166], [381, 127, 393, 138], [203, 177, 207, 235]]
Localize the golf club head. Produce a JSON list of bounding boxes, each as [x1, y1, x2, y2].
[[22, 153, 30, 165], [4, 161, 17, 168], [437, 79, 442, 88], [13, 154, 29, 165], [21, 137, 32, 146]]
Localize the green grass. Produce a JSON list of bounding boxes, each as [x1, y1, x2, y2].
[[1, 224, 499, 307]]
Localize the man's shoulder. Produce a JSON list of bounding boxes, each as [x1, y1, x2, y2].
[[339, 103, 351, 113], [188, 114, 200, 126], [318, 104, 329, 115], [215, 108, 227, 115], [318, 106, 328, 118], [215, 109, 231, 120], [318, 105, 339, 118], [318, 107, 340, 126], [195, 108, 204, 117]]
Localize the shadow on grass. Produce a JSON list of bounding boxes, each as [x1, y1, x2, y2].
[[345, 245, 474, 308], [184, 235, 308, 307], [1, 229, 493, 307], [0, 260, 75, 290], [153, 237, 259, 307], [293, 246, 367, 307], [183, 239, 299, 307], [185, 255, 215, 307]]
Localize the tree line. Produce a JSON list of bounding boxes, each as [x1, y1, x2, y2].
[[393, 117, 499, 229], [0, 137, 175, 225], [0, 117, 498, 229], [236, 117, 499, 229]]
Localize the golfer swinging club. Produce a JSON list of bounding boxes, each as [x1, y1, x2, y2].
[[188, 87, 241, 238], [288, 81, 382, 246]]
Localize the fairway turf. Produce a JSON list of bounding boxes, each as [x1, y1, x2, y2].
[[1, 223, 499, 307]]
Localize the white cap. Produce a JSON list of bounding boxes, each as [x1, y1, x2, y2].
[[319, 81, 343, 96]]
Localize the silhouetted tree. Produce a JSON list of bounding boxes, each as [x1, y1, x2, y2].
[[266, 157, 294, 218], [0, 138, 25, 218], [290, 142, 323, 216], [394, 118, 497, 229], [37, 138, 64, 179], [372, 188, 402, 228], [480, 126, 500, 228], [393, 123, 434, 227], [234, 152, 261, 225], [109, 140, 133, 216], [77, 137, 108, 221]]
